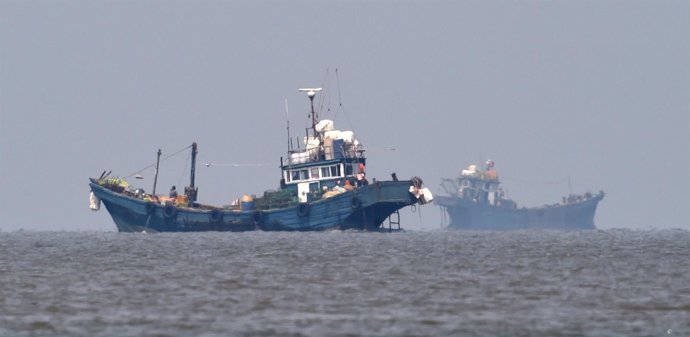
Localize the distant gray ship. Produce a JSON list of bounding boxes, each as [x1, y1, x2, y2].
[[436, 161, 604, 230]]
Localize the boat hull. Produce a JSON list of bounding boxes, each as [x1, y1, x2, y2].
[[90, 180, 419, 232], [435, 193, 604, 230]]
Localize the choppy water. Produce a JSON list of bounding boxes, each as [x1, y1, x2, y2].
[[1, 229, 689, 337]]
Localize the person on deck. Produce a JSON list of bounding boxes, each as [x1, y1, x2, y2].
[[169, 186, 178, 198], [356, 163, 369, 187], [333, 180, 346, 193]]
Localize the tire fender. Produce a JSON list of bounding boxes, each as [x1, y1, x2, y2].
[[252, 210, 264, 225], [351, 197, 361, 209], [209, 209, 223, 222], [297, 203, 310, 217], [163, 204, 177, 218]]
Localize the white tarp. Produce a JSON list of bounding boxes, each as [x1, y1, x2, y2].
[[290, 151, 309, 164], [315, 119, 334, 133], [304, 136, 321, 148], [324, 130, 342, 140], [338, 131, 355, 143]]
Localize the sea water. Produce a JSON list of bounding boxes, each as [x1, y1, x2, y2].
[[1, 229, 688, 337]]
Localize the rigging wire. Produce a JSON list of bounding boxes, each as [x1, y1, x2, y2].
[[333, 68, 343, 121], [500, 175, 569, 185], [318, 68, 329, 116], [324, 79, 332, 117], [123, 144, 193, 178], [202, 162, 271, 168], [334, 68, 356, 134], [177, 149, 191, 187]]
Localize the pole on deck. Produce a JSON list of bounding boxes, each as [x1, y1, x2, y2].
[[152, 149, 161, 196]]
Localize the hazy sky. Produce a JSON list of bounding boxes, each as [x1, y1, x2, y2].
[[1, 0, 688, 231]]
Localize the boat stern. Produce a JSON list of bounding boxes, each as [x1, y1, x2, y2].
[[341, 177, 433, 230]]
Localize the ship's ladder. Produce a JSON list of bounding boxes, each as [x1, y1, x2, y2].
[[387, 210, 401, 231]]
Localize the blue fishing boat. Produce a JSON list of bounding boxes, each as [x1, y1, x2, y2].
[[436, 161, 604, 230], [89, 88, 433, 232]]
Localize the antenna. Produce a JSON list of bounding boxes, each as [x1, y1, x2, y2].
[[299, 88, 322, 137], [285, 98, 290, 153]]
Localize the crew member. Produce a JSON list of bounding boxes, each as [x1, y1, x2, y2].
[[169, 186, 178, 198], [356, 163, 368, 186]]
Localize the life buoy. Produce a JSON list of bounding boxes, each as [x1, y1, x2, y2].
[[145, 202, 155, 214], [297, 203, 310, 217], [209, 209, 223, 222], [163, 204, 177, 218], [251, 210, 263, 225], [351, 196, 361, 209]]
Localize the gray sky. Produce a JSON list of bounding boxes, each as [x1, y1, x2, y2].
[[1, 0, 688, 231]]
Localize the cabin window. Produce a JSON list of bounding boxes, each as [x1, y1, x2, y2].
[[321, 167, 330, 178], [330, 165, 341, 177], [291, 171, 300, 181], [345, 164, 354, 176], [300, 169, 309, 180], [311, 168, 320, 179]]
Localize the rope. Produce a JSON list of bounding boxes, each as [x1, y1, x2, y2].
[[124, 144, 193, 178], [334, 68, 357, 141], [202, 162, 271, 168], [318, 68, 329, 115], [500, 175, 568, 185], [177, 149, 191, 187]]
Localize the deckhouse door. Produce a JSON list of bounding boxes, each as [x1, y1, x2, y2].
[[298, 182, 310, 203]]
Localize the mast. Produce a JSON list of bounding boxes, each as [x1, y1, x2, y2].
[[152, 149, 161, 196], [190, 142, 197, 190], [186, 142, 198, 205], [298, 88, 322, 138]]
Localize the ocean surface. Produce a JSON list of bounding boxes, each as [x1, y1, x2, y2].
[[1, 229, 688, 337]]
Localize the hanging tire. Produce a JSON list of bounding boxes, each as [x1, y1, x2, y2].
[[251, 210, 263, 226], [297, 203, 310, 217], [209, 209, 223, 222], [163, 204, 177, 218], [145, 202, 156, 214], [351, 197, 361, 209]]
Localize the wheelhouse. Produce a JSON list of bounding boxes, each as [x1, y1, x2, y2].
[[278, 88, 367, 202], [281, 154, 366, 202]]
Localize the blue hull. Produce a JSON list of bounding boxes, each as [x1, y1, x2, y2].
[[90, 180, 418, 232], [435, 193, 604, 230]]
